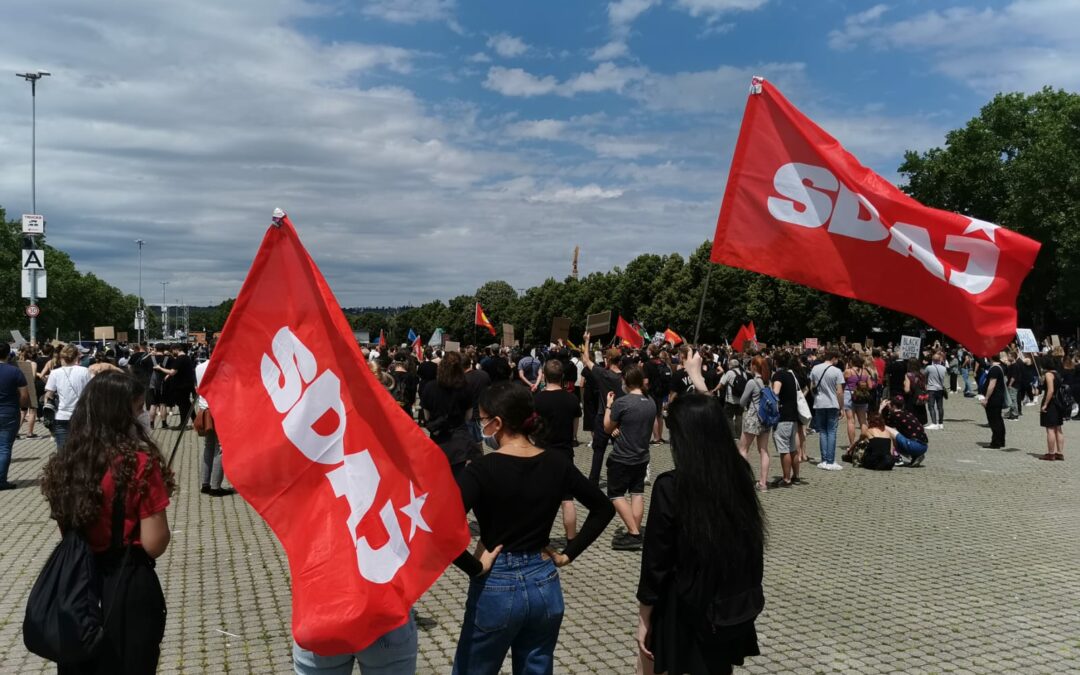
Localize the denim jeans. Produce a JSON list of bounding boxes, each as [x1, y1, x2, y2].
[[52, 419, 71, 453], [454, 552, 564, 675], [894, 433, 928, 458], [1007, 386, 1021, 418], [928, 390, 945, 425], [292, 614, 417, 675], [814, 408, 840, 464], [202, 429, 224, 490], [0, 413, 18, 484], [960, 368, 973, 395]]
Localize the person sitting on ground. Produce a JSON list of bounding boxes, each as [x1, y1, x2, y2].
[[880, 396, 928, 466]]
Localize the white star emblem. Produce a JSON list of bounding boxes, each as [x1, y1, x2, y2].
[[399, 482, 431, 542], [964, 218, 999, 242]]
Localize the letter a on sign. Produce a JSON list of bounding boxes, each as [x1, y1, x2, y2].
[[710, 78, 1041, 356], [22, 249, 45, 270], [199, 211, 469, 654]]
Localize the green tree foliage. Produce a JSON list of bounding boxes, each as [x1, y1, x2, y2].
[[899, 87, 1080, 330]]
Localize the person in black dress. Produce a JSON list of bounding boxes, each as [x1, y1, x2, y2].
[[1037, 355, 1065, 461], [636, 350, 765, 675]]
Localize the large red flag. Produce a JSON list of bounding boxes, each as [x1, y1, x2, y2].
[[474, 302, 496, 336], [663, 328, 683, 346], [711, 77, 1040, 356], [201, 211, 470, 654], [615, 315, 644, 348], [731, 324, 750, 352]]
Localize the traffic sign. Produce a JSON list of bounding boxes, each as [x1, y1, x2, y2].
[[22, 249, 45, 270], [21, 270, 46, 298], [21, 214, 44, 235], [25, 304, 40, 318]]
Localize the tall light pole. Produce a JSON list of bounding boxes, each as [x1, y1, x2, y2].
[[17, 69, 50, 344], [160, 281, 170, 340], [136, 239, 145, 344]]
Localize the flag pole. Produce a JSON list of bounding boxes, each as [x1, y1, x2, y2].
[[693, 265, 713, 345]]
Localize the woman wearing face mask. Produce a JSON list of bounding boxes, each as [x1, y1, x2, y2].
[[453, 381, 615, 675]]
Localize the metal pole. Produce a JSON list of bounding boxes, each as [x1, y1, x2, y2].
[[29, 78, 37, 343], [160, 281, 169, 340], [136, 240, 145, 344], [692, 265, 713, 345]]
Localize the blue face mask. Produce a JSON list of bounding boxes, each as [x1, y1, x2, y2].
[[480, 419, 500, 450]]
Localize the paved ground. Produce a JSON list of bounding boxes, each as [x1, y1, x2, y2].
[[1, 394, 1078, 674]]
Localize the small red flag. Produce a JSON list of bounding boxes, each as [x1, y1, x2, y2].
[[615, 315, 644, 348], [412, 335, 423, 361], [663, 328, 683, 346], [732, 324, 750, 352], [201, 211, 469, 654], [474, 302, 496, 336], [378, 329, 387, 348], [710, 77, 1040, 356]]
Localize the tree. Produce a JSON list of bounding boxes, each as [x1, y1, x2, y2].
[[899, 87, 1080, 330]]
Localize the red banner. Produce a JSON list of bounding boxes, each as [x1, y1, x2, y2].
[[201, 212, 469, 654], [711, 78, 1040, 356], [475, 302, 496, 336], [616, 316, 644, 348]]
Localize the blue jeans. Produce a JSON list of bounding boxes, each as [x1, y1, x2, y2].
[[814, 408, 840, 464], [454, 552, 564, 675], [894, 433, 928, 458], [292, 614, 417, 675], [0, 413, 18, 484], [960, 368, 973, 395], [53, 419, 70, 452]]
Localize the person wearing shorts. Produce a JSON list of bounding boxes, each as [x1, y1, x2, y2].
[[603, 366, 653, 551], [770, 354, 806, 486]]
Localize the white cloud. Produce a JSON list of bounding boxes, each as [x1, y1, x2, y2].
[[362, 0, 456, 24], [636, 62, 807, 113], [527, 184, 625, 204], [673, 0, 769, 20], [591, 40, 630, 61], [608, 0, 658, 32], [564, 62, 647, 95], [827, 1, 1080, 92], [483, 67, 559, 96], [467, 51, 492, 63], [505, 119, 567, 140], [486, 33, 529, 58]]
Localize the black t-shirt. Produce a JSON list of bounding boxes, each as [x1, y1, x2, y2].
[[643, 359, 670, 398], [886, 359, 908, 393], [702, 361, 722, 391], [986, 363, 1007, 404], [172, 354, 196, 388], [453, 451, 614, 576], [464, 368, 491, 415], [417, 361, 438, 387], [128, 352, 154, 383], [590, 365, 624, 410], [533, 389, 582, 455], [1006, 361, 1024, 386], [771, 370, 799, 423], [673, 369, 694, 396], [420, 383, 471, 431], [391, 369, 419, 407]]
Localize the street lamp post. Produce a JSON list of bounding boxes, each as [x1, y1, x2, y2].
[[136, 239, 145, 344], [16, 69, 50, 344], [160, 281, 170, 340]]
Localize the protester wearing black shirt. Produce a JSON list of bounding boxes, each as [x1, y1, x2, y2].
[[171, 344, 197, 428], [581, 332, 624, 485], [886, 352, 908, 398], [420, 352, 480, 475], [981, 356, 1007, 448], [452, 382, 614, 674], [636, 392, 764, 674], [534, 360, 583, 540]]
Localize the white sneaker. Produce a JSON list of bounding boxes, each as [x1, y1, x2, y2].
[[827, 462, 843, 471], [816, 461, 831, 470]]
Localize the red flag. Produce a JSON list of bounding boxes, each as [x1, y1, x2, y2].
[[378, 329, 387, 348], [732, 324, 750, 352], [711, 77, 1040, 356], [663, 328, 683, 346], [412, 335, 423, 361], [615, 315, 644, 348], [474, 302, 496, 336], [746, 321, 757, 345], [201, 211, 469, 654]]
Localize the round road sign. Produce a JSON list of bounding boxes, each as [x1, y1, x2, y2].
[[25, 304, 40, 318]]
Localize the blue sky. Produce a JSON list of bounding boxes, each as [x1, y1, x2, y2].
[[1, 0, 1077, 308]]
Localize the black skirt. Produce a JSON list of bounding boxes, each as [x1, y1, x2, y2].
[[1040, 404, 1064, 428], [651, 583, 760, 675]]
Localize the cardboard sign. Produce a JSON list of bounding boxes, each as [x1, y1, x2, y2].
[[585, 311, 611, 337], [1016, 328, 1038, 354], [502, 324, 515, 349], [1051, 334, 1061, 348], [840, 335, 847, 344], [804, 338, 818, 350], [353, 330, 370, 344], [550, 317, 571, 342], [10, 331, 27, 348], [866, 338, 875, 349], [93, 326, 116, 340], [444, 341, 461, 353], [900, 335, 921, 359], [17, 362, 38, 408], [851, 343, 863, 353], [117, 332, 129, 343]]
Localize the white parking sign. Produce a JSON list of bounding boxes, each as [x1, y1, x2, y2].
[[21, 214, 44, 234]]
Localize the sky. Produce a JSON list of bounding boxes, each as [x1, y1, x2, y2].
[[1, 0, 1078, 308]]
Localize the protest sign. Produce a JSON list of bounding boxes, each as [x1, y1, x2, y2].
[[900, 335, 921, 359], [550, 317, 571, 343], [93, 326, 116, 340], [17, 362, 37, 408], [502, 324, 515, 349], [585, 311, 611, 337], [1051, 334, 1061, 348], [804, 338, 818, 350], [444, 341, 461, 353], [1016, 328, 1038, 354]]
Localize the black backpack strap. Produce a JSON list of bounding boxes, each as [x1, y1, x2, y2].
[[110, 472, 128, 551]]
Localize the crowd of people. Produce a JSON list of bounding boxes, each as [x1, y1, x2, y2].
[[5, 329, 1077, 674]]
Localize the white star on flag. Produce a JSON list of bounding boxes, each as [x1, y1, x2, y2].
[[399, 482, 431, 542]]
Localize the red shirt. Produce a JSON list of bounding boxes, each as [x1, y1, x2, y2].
[[86, 452, 170, 553], [873, 358, 886, 383]]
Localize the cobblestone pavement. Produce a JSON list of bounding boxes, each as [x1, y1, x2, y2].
[[1, 394, 1078, 674]]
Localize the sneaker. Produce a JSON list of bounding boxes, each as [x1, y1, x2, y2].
[[612, 533, 643, 551], [0, 482, 17, 491], [909, 455, 925, 467], [826, 462, 843, 471], [209, 487, 237, 497], [816, 461, 831, 470]]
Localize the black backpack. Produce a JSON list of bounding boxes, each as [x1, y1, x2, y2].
[[730, 369, 749, 399], [24, 482, 128, 665], [391, 371, 410, 406]]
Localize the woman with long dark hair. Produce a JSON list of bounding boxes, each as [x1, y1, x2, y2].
[[40, 371, 176, 674], [420, 351, 481, 477], [636, 352, 765, 675], [452, 381, 614, 674], [1037, 355, 1066, 461]]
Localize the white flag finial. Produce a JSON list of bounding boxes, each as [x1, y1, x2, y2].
[[271, 208, 287, 227], [750, 76, 765, 95]]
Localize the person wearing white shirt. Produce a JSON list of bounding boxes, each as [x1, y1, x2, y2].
[[194, 359, 234, 497], [43, 344, 93, 452]]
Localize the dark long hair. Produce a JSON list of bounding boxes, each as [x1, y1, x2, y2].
[[479, 381, 544, 439], [667, 393, 765, 572], [437, 351, 466, 389], [41, 371, 176, 530]]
